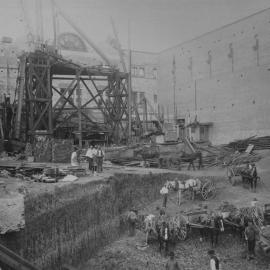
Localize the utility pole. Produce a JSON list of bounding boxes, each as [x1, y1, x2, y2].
[[51, 0, 58, 50], [128, 20, 132, 143], [35, 0, 44, 44], [76, 70, 82, 149], [172, 55, 176, 122]]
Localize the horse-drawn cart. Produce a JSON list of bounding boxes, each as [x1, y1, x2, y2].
[[227, 164, 260, 186], [166, 178, 216, 201], [227, 165, 248, 186], [141, 208, 222, 247]]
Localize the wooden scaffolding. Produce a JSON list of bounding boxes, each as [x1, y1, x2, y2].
[[13, 50, 142, 145]]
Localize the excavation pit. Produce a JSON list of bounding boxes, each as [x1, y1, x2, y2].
[[0, 171, 230, 269]]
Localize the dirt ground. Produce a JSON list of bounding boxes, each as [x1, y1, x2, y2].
[[80, 151, 270, 270]]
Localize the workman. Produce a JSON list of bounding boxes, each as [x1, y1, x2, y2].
[[250, 163, 258, 192], [160, 185, 169, 208], [127, 209, 138, 236], [244, 220, 257, 260], [92, 145, 98, 175], [85, 145, 94, 172], [71, 149, 79, 166], [96, 145, 104, 173], [165, 251, 181, 270], [208, 250, 220, 270], [251, 197, 258, 207]]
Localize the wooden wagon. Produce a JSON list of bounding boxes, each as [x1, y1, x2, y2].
[[141, 213, 189, 244], [227, 165, 260, 186], [140, 209, 216, 245], [166, 178, 217, 201]]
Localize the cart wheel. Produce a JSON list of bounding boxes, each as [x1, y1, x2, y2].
[[173, 215, 188, 241], [201, 180, 216, 200], [177, 224, 188, 240]]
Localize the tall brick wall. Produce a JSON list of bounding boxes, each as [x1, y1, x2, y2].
[[157, 8, 270, 144]]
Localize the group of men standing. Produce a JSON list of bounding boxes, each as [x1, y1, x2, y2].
[[71, 144, 104, 174], [85, 145, 104, 174]]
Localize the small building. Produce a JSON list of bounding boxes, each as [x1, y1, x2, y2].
[[186, 120, 213, 143]]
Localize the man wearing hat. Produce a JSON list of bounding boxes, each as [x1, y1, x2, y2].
[[250, 163, 258, 192], [207, 250, 220, 270], [244, 220, 258, 260], [127, 208, 138, 237], [251, 197, 258, 207], [160, 184, 169, 208]]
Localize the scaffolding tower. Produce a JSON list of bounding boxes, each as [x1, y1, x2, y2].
[[13, 50, 141, 145]]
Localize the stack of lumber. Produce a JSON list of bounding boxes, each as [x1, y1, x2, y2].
[[194, 143, 261, 168], [226, 136, 270, 151], [62, 166, 86, 176], [110, 157, 141, 166]]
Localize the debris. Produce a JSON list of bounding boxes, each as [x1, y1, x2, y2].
[[0, 170, 11, 177], [261, 226, 270, 241], [194, 143, 261, 168], [226, 135, 270, 151], [60, 175, 78, 182], [62, 166, 86, 176]]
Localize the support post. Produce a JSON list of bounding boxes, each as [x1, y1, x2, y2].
[[128, 25, 132, 144], [76, 70, 82, 149], [51, 0, 58, 50], [48, 58, 53, 135]]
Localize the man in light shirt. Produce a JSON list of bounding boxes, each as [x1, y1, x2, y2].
[[208, 250, 220, 270], [71, 149, 79, 166], [92, 145, 98, 175], [160, 185, 169, 208], [85, 145, 94, 172]]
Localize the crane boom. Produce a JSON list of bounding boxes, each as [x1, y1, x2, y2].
[[110, 17, 127, 73]]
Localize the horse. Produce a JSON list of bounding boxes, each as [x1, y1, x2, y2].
[[144, 214, 174, 255], [165, 178, 202, 202], [180, 151, 203, 170], [223, 215, 248, 241], [157, 221, 170, 255], [199, 214, 224, 247]]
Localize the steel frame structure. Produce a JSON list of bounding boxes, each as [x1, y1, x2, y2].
[[17, 50, 140, 145]]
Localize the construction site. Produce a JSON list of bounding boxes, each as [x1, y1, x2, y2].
[[1, 1, 270, 270]]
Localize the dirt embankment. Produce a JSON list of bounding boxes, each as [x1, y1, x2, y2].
[[1, 172, 190, 270]]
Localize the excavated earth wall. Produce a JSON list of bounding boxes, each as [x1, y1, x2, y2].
[[0, 173, 221, 269]]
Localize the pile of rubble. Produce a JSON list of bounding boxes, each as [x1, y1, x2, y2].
[[0, 162, 85, 183]]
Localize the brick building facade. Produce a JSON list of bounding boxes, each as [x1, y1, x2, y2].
[[157, 8, 270, 144]]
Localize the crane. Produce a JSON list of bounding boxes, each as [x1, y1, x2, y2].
[[110, 17, 127, 73]]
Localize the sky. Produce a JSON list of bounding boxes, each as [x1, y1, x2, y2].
[[0, 0, 270, 52]]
